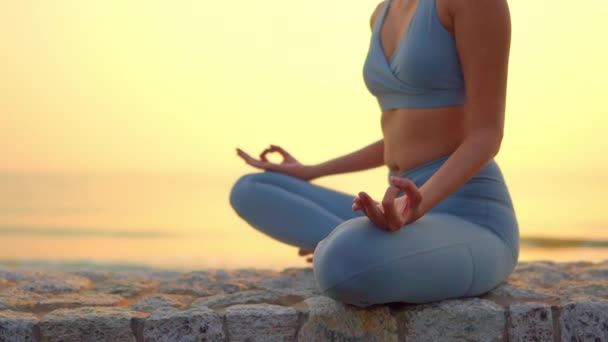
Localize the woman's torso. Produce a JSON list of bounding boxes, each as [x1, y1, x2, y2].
[[371, 0, 519, 261], [382, 106, 466, 174], [371, 0, 467, 174]]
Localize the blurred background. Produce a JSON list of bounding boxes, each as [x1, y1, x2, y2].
[[1, 0, 606, 271]]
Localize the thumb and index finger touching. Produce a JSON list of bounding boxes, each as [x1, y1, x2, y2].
[[267, 144, 296, 162], [236, 144, 294, 171]]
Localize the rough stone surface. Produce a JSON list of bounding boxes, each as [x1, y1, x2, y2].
[[190, 289, 283, 309], [298, 295, 398, 341], [16, 272, 90, 293], [111, 270, 183, 281], [0, 259, 606, 341], [0, 310, 39, 342], [39, 306, 145, 342], [159, 271, 249, 296], [508, 302, 554, 342], [0, 287, 47, 310], [0, 269, 30, 281], [559, 280, 608, 301], [225, 303, 299, 341], [396, 297, 506, 341], [242, 267, 322, 297], [559, 299, 608, 341], [487, 283, 555, 300], [70, 270, 112, 282], [130, 294, 192, 312], [143, 306, 225, 342], [511, 261, 573, 288], [92, 278, 151, 297], [577, 262, 608, 281], [36, 292, 124, 310]]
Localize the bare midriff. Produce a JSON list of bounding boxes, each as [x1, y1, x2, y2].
[[382, 105, 467, 174]]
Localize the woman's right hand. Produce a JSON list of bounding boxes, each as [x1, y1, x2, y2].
[[236, 144, 319, 181]]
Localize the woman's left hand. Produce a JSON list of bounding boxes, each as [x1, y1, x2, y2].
[[352, 176, 424, 231]]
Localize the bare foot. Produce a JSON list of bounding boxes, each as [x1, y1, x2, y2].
[[298, 248, 314, 263]]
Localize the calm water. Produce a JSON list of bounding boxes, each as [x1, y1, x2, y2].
[[1, 172, 606, 271]]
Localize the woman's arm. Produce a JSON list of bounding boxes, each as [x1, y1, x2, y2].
[[309, 139, 385, 179], [417, 0, 511, 215]]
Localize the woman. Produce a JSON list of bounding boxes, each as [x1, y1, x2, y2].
[[230, 0, 518, 308]]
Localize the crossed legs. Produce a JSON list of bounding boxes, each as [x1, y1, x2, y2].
[[229, 171, 365, 251], [229, 171, 516, 307]]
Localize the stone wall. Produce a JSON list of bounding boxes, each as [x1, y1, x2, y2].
[[0, 259, 607, 341]]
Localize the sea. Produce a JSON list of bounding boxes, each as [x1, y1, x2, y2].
[[1, 171, 606, 272]]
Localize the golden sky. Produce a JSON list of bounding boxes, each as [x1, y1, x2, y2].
[[1, 0, 607, 247]]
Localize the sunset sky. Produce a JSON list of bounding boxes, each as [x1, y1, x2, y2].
[[1, 0, 607, 267]]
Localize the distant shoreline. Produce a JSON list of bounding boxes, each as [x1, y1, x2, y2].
[[1, 226, 607, 248], [520, 236, 608, 248]]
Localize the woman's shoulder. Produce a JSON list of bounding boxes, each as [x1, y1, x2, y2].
[[370, 0, 387, 30]]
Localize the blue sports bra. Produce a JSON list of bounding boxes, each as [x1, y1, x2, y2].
[[362, 0, 465, 111]]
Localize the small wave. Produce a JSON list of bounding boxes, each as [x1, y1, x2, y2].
[[0, 258, 169, 271], [0, 226, 176, 238], [521, 236, 608, 248]]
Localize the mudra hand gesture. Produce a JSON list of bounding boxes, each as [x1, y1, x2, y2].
[[352, 176, 424, 231], [236, 145, 317, 181]]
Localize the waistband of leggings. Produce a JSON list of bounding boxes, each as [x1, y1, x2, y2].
[[390, 155, 499, 180]]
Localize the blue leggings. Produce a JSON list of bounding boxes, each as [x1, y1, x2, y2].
[[229, 155, 520, 307]]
